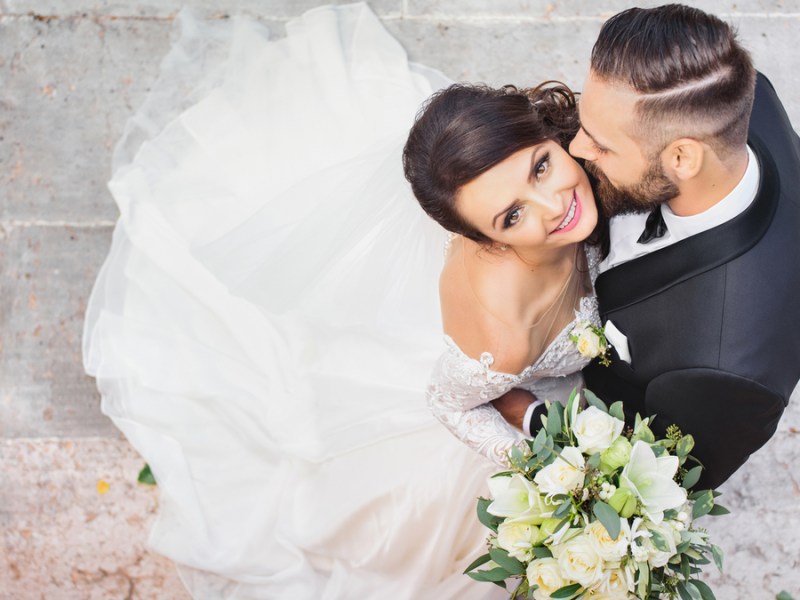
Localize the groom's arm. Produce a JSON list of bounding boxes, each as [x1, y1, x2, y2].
[[644, 368, 786, 489], [492, 389, 548, 436]]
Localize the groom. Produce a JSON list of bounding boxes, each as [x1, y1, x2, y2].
[[496, 4, 800, 489]]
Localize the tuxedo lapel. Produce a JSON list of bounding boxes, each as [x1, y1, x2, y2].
[[594, 133, 780, 315]]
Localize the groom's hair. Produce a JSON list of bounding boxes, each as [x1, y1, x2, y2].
[[590, 4, 755, 162]]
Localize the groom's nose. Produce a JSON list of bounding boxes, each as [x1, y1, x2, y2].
[[569, 127, 597, 161], [569, 128, 595, 162]]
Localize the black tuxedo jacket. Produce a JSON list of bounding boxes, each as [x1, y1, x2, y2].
[[583, 74, 800, 489]]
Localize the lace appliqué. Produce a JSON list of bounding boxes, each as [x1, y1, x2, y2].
[[427, 243, 602, 467]]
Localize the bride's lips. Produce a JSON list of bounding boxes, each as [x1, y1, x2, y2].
[[551, 191, 582, 234]]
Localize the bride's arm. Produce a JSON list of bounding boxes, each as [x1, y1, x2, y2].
[[426, 348, 531, 467]]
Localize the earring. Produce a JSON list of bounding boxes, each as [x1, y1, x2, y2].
[[499, 244, 508, 251]]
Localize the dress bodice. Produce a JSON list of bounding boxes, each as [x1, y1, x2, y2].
[[427, 244, 602, 466]]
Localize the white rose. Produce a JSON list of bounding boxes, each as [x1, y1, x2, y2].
[[573, 406, 625, 455], [534, 446, 586, 497], [576, 329, 603, 358], [497, 519, 540, 562], [526, 557, 569, 600], [585, 518, 630, 562], [553, 533, 604, 588]]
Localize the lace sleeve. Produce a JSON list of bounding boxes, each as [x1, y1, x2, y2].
[[426, 340, 528, 467]]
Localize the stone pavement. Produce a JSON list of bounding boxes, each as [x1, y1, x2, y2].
[[1, 1, 798, 598]]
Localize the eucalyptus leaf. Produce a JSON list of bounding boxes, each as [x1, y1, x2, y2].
[[532, 427, 547, 454], [710, 544, 724, 572], [593, 501, 621, 540], [463, 553, 492, 574], [677, 581, 703, 600], [553, 498, 573, 519], [550, 583, 582, 599], [609, 401, 625, 422], [137, 464, 156, 485], [690, 579, 717, 600], [467, 566, 510, 583], [532, 546, 553, 559], [682, 466, 702, 490], [546, 402, 563, 438], [489, 548, 526, 576], [692, 491, 714, 520], [776, 592, 795, 600], [477, 497, 501, 532], [583, 389, 608, 412]]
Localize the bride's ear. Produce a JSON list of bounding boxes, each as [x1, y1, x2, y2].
[[662, 138, 704, 181]]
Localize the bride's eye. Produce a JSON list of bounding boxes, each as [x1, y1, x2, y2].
[[533, 152, 551, 180], [503, 207, 522, 229]]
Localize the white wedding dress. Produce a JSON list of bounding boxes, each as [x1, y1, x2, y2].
[[83, 4, 601, 598]]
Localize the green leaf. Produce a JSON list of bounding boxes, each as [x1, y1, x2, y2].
[[690, 579, 717, 600], [463, 553, 492, 574], [609, 401, 625, 422], [692, 491, 714, 519], [553, 498, 572, 519], [565, 388, 579, 428], [677, 581, 703, 600], [467, 566, 510, 583], [477, 497, 502, 532], [550, 583, 583, 599], [593, 501, 621, 540], [681, 553, 691, 581], [137, 464, 156, 485], [676, 435, 695, 457], [532, 546, 553, 559], [489, 548, 526, 576], [682, 465, 703, 490], [692, 490, 714, 520], [650, 529, 670, 553], [707, 503, 730, 516], [583, 389, 608, 412], [776, 592, 796, 600], [710, 544, 724, 572], [546, 402, 563, 438], [532, 427, 547, 454]]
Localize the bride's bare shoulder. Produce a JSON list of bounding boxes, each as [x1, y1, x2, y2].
[[439, 244, 533, 375]]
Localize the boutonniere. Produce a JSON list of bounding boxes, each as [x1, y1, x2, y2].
[[569, 321, 611, 366]]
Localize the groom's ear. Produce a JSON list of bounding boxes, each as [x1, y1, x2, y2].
[[662, 138, 704, 181]]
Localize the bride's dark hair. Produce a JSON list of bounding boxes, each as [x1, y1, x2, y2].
[[402, 82, 579, 243]]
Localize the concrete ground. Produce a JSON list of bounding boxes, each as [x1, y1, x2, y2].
[[1, 1, 799, 598]]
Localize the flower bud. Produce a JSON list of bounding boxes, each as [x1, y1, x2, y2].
[[608, 487, 637, 518], [600, 437, 632, 473]]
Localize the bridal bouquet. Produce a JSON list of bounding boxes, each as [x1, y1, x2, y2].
[[467, 390, 726, 600]]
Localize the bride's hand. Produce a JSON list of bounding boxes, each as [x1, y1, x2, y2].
[[491, 388, 536, 431]]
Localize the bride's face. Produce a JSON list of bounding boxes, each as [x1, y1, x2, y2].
[[456, 141, 597, 251]]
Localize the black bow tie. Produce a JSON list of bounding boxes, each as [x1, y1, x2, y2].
[[637, 206, 668, 244]]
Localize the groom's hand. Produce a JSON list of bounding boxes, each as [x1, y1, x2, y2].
[[492, 388, 536, 431]]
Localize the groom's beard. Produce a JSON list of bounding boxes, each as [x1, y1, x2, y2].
[[585, 158, 680, 218]]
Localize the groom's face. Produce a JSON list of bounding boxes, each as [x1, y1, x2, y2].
[[569, 72, 679, 217]]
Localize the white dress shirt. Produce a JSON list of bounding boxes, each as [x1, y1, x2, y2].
[[599, 145, 761, 272]]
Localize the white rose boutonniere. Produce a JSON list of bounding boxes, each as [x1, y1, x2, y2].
[[570, 321, 611, 366]]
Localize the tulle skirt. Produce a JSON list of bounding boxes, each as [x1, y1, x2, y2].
[[83, 4, 502, 598]]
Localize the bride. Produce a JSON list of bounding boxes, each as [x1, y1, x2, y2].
[[83, 3, 601, 598]]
